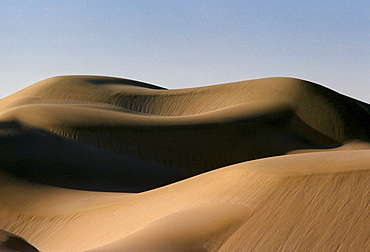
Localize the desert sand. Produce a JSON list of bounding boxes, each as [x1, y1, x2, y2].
[[0, 76, 369, 251]]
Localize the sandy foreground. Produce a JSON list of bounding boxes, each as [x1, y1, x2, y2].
[[0, 76, 369, 251]]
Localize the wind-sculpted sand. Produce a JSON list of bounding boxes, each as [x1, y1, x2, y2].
[[0, 76, 369, 251]]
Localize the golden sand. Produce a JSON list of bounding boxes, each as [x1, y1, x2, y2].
[[0, 76, 369, 251]]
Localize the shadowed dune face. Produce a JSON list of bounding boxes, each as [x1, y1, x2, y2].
[[0, 121, 185, 192], [0, 76, 369, 251], [0, 229, 39, 252]]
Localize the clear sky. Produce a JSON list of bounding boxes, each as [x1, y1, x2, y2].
[[1, 0, 369, 102]]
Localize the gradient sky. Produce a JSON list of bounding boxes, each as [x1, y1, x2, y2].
[[1, 0, 369, 102]]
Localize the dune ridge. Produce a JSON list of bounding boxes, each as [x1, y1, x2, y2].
[[0, 76, 369, 251]]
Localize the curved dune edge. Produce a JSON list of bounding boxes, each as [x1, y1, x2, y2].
[[0, 229, 39, 252], [0, 76, 369, 251]]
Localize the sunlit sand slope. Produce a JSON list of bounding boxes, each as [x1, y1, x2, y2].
[[0, 76, 369, 251]]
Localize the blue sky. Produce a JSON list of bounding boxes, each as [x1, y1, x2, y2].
[[1, 0, 369, 102]]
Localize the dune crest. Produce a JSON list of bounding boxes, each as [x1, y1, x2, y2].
[[0, 76, 369, 251]]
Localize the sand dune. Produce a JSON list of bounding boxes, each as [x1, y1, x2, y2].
[[0, 76, 369, 251]]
